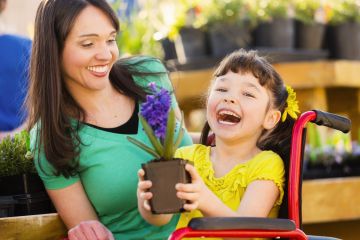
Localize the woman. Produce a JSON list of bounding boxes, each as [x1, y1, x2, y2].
[[27, 0, 192, 239]]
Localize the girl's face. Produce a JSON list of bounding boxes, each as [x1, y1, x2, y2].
[[61, 5, 119, 94], [207, 71, 280, 143]]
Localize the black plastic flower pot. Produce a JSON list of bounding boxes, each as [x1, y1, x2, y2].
[[295, 21, 325, 50], [0, 173, 45, 196], [208, 22, 252, 57], [255, 18, 295, 49], [142, 158, 191, 214], [327, 22, 360, 60]]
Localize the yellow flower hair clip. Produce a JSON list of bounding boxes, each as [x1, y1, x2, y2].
[[282, 85, 300, 122]]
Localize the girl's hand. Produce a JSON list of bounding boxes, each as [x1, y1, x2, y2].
[[137, 169, 153, 212], [67, 220, 114, 240], [176, 164, 211, 212]]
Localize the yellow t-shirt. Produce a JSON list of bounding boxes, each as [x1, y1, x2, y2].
[[174, 144, 285, 239]]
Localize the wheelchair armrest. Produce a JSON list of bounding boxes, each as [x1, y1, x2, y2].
[[307, 235, 341, 240], [189, 217, 296, 231]]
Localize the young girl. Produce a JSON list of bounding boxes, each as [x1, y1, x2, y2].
[[137, 49, 300, 233]]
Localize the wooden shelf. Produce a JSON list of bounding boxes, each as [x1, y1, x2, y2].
[[302, 176, 360, 224], [1, 177, 359, 238]]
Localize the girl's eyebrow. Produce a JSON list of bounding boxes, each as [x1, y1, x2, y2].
[[243, 82, 261, 92]]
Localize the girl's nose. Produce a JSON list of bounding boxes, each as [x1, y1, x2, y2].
[[223, 98, 235, 104]]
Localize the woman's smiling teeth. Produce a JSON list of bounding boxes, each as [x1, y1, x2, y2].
[[217, 109, 241, 125], [87, 65, 109, 73]]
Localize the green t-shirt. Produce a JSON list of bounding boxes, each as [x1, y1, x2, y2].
[[32, 56, 193, 240]]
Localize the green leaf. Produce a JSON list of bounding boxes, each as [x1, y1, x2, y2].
[[139, 115, 164, 156], [163, 108, 176, 160], [173, 111, 185, 150], [127, 136, 160, 159]]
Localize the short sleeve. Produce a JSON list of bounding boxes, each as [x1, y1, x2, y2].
[[247, 151, 285, 206], [30, 126, 80, 190], [130, 56, 178, 109]]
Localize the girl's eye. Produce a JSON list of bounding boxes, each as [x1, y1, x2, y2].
[[215, 88, 227, 92], [243, 92, 255, 98]]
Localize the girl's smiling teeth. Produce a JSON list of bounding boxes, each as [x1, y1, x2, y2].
[[217, 109, 241, 125], [87, 65, 109, 73]]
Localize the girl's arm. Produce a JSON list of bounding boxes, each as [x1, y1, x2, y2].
[[47, 182, 114, 240], [176, 164, 279, 217], [137, 169, 173, 226]]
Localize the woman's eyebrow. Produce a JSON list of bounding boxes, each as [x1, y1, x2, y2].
[[78, 30, 117, 38]]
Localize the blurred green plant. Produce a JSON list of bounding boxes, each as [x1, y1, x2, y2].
[[250, 0, 294, 23], [327, 0, 360, 25], [110, 0, 163, 57], [0, 130, 35, 177], [293, 0, 327, 25]]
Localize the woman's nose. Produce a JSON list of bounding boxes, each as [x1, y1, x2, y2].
[[95, 46, 112, 60]]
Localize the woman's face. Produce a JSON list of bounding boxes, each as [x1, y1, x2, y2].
[[61, 5, 119, 94]]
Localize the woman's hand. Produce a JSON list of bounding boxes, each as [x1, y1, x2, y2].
[[175, 164, 212, 212], [67, 220, 114, 240], [137, 169, 153, 212]]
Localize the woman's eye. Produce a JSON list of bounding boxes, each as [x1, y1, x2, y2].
[[108, 38, 116, 44], [81, 42, 93, 47]]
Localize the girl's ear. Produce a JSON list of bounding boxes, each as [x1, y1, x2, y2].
[[263, 109, 281, 130]]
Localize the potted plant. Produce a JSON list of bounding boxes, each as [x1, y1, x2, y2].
[[303, 123, 353, 179], [293, 0, 327, 50], [326, 0, 360, 59], [251, 0, 295, 49], [193, 0, 254, 57], [0, 131, 54, 217], [167, 1, 209, 63], [127, 83, 191, 214]]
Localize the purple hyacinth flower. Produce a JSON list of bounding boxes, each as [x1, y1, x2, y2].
[[141, 82, 171, 142]]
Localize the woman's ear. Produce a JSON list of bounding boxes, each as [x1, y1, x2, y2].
[[263, 109, 281, 130]]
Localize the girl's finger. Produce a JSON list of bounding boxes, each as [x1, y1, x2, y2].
[[175, 183, 200, 193], [185, 164, 200, 181], [138, 180, 152, 190], [183, 202, 199, 211], [176, 191, 199, 202], [144, 200, 152, 211], [138, 169, 145, 179], [140, 191, 153, 200]]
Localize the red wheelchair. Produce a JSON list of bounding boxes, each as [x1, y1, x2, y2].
[[169, 110, 351, 240]]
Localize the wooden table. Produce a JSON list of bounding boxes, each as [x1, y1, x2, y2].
[[170, 60, 360, 135]]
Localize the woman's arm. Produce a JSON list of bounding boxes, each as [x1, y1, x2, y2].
[[47, 182, 114, 240]]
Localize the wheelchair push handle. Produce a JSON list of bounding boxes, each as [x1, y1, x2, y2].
[[311, 110, 351, 133]]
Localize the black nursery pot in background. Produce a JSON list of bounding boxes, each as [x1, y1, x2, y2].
[[255, 18, 295, 49], [295, 21, 325, 50], [142, 158, 191, 214], [208, 23, 252, 57]]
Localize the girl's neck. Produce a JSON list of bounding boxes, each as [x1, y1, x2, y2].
[[212, 137, 261, 165]]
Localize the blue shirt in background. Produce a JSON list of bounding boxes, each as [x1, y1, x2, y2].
[[0, 34, 31, 131]]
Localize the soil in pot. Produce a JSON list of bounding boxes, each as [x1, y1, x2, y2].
[[142, 158, 191, 214]]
